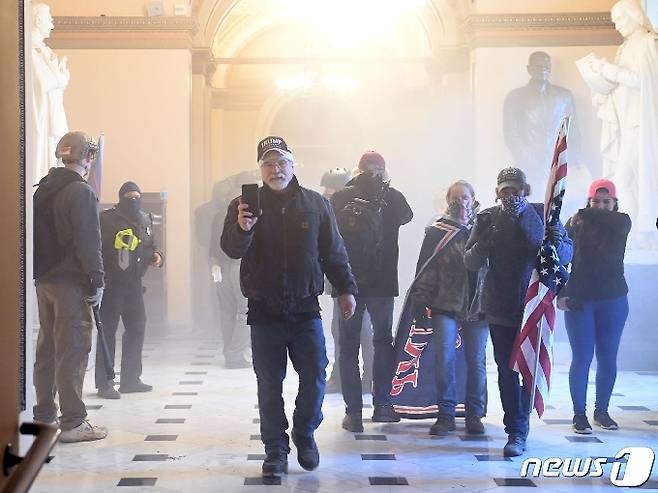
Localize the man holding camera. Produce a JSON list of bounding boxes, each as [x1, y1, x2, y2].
[[221, 136, 357, 477], [33, 131, 107, 442]]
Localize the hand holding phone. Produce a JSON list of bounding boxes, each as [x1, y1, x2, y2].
[[241, 184, 260, 217]]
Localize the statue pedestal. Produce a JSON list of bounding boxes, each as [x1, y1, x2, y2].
[[618, 251, 658, 371], [554, 250, 658, 371]]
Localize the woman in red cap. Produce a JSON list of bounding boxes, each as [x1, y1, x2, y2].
[[558, 178, 632, 434]]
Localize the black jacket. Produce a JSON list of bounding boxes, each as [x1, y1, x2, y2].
[[561, 207, 631, 301], [330, 173, 413, 297], [221, 176, 357, 312], [464, 203, 573, 328], [100, 206, 162, 285], [34, 167, 104, 289]]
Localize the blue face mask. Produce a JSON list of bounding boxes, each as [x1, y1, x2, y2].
[[501, 195, 528, 216]]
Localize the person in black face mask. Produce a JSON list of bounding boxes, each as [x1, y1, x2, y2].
[[95, 181, 164, 398], [464, 167, 572, 457]]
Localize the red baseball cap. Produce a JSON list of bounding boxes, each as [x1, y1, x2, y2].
[[588, 178, 617, 199], [358, 151, 385, 171]]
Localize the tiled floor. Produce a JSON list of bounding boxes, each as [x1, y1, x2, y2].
[[31, 335, 658, 493]]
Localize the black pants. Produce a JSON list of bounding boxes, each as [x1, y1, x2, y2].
[[95, 279, 146, 388], [489, 323, 530, 438]]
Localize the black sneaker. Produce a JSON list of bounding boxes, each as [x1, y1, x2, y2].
[[341, 414, 364, 433], [262, 450, 288, 477], [97, 386, 121, 399], [291, 430, 319, 471], [503, 435, 526, 457], [572, 414, 592, 434], [429, 414, 456, 436], [593, 411, 618, 430], [372, 405, 400, 423], [119, 380, 153, 393], [465, 416, 485, 435]]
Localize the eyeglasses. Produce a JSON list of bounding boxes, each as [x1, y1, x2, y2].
[[260, 158, 291, 170]]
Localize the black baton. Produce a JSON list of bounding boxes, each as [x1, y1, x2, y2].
[[91, 305, 115, 381]]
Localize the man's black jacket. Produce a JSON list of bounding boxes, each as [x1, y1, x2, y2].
[[100, 206, 162, 285], [330, 172, 413, 297], [464, 203, 573, 328], [220, 176, 357, 311]]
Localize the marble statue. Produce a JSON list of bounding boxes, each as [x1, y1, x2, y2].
[[32, 3, 69, 181], [584, 0, 658, 237], [503, 51, 579, 192]]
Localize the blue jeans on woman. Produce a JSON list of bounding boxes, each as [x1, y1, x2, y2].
[[432, 314, 488, 417], [564, 295, 629, 415]]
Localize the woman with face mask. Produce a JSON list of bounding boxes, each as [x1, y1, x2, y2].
[[410, 180, 489, 436], [557, 179, 632, 434]]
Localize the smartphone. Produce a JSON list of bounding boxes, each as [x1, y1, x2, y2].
[[241, 184, 260, 217]]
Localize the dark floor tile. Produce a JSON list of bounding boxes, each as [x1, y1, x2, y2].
[[565, 436, 602, 443], [194, 355, 215, 358], [545, 405, 556, 410], [144, 435, 177, 442], [362, 454, 396, 460], [363, 418, 373, 423], [86, 405, 102, 410], [190, 362, 212, 366], [198, 348, 218, 351], [172, 392, 198, 396], [363, 404, 372, 409], [156, 418, 186, 424], [355, 434, 387, 441], [185, 371, 208, 375], [133, 454, 168, 462], [475, 455, 512, 462], [494, 478, 536, 487], [253, 418, 260, 424], [179, 380, 203, 385], [619, 405, 651, 411], [611, 393, 625, 397], [118, 477, 157, 486], [543, 419, 572, 425], [636, 371, 658, 376], [164, 404, 192, 409], [244, 477, 281, 486], [459, 435, 494, 441], [247, 454, 266, 460], [639, 480, 658, 489], [254, 404, 259, 409], [369, 477, 408, 486], [250, 434, 261, 440], [644, 420, 658, 426]]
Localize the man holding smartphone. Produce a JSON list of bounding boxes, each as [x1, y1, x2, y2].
[[221, 136, 357, 478]]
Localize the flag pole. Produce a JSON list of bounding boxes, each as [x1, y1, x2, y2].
[[527, 116, 571, 417]]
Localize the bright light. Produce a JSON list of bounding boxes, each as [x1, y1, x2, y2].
[[276, 74, 313, 92], [276, 72, 359, 93], [277, 0, 425, 48], [321, 73, 360, 92]]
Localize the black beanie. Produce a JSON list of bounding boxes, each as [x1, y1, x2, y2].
[[118, 181, 141, 199]]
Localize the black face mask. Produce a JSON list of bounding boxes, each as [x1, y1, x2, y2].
[[118, 196, 142, 219]]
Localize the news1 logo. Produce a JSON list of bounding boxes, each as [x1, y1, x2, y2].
[[520, 447, 655, 487]]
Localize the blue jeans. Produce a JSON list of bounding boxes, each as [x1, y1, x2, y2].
[[489, 324, 530, 439], [251, 319, 328, 454], [339, 296, 394, 414], [564, 296, 628, 415], [433, 315, 488, 418]]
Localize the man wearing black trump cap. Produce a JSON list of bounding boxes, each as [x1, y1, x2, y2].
[[95, 181, 164, 398], [221, 136, 357, 477], [464, 167, 572, 456]]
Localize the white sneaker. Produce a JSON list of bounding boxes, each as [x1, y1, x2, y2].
[[59, 420, 108, 443]]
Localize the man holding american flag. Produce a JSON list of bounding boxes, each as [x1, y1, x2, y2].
[[464, 163, 572, 457]]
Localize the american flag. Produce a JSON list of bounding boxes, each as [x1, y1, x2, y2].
[[509, 118, 570, 418]]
